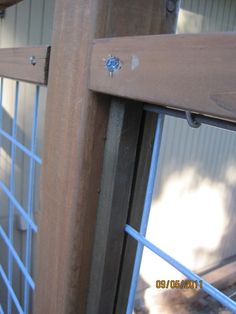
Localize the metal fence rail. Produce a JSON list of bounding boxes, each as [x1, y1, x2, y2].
[[0, 78, 41, 314], [125, 110, 236, 314]]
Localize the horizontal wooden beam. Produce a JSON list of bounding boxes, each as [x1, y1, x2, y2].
[[90, 33, 236, 122], [0, 0, 23, 9], [0, 46, 50, 85]]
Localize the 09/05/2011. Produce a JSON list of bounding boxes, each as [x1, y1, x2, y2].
[[156, 279, 203, 289]]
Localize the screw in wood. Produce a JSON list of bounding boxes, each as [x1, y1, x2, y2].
[[30, 56, 37, 66], [104, 55, 122, 77], [166, 0, 176, 13]]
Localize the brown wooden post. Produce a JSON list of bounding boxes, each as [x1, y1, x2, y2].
[[87, 1, 181, 314], [33, 0, 112, 313], [34, 1, 180, 313]]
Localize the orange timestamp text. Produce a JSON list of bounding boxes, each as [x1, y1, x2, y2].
[[156, 279, 203, 289]]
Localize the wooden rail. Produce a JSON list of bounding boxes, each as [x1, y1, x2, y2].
[[0, 46, 50, 85], [90, 33, 236, 122], [0, 0, 23, 9]]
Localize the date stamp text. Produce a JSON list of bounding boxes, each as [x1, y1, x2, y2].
[[156, 280, 203, 289]]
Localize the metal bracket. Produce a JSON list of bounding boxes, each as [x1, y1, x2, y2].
[[186, 111, 201, 128]]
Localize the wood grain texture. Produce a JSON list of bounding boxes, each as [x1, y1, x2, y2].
[[86, 1, 179, 312], [115, 112, 158, 314], [34, 1, 180, 313], [0, 0, 22, 9], [34, 0, 113, 313], [0, 46, 50, 84], [87, 99, 142, 314], [87, 2, 181, 313], [115, 2, 181, 313], [90, 33, 236, 122]]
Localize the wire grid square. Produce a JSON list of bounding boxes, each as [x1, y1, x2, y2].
[[125, 111, 236, 314], [0, 78, 42, 314]]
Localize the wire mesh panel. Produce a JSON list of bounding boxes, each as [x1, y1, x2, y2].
[[125, 111, 236, 314], [0, 78, 42, 314]]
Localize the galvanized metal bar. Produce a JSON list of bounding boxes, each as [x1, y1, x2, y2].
[[0, 181, 37, 232], [0, 129, 42, 164], [0, 265, 24, 314], [144, 104, 236, 132], [0, 78, 41, 312], [125, 225, 236, 313], [126, 114, 164, 314], [23, 85, 40, 313], [0, 226, 35, 289], [0, 304, 4, 314], [7, 80, 19, 314]]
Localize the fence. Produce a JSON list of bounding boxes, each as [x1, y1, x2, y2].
[[0, 46, 49, 314], [125, 107, 236, 313], [2, 0, 233, 313], [88, 28, 236, 312]]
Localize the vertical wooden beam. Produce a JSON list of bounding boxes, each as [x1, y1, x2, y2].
[[87, 1, 181, 314], [34, 1, 180, 314], [115, 112, 158, 313], [87, 99, 143, 314], [34, 0, 112, 313]]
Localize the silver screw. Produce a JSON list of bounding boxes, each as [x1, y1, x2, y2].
[[30, 56, 37, 66], [166, 0, 176, 13]]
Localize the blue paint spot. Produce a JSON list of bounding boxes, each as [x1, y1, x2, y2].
[[105, 56, 121, 74]]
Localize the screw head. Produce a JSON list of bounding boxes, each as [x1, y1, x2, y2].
[[30, 56, 37, 66], [166, 0, 176, 13], [104, 55, 121, 76]]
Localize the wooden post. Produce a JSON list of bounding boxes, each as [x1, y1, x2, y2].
[[87, 1, 181, 314], [34, 0, 112, 313], [86, 99, 143, 314], [34, 1, 180, 313]]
